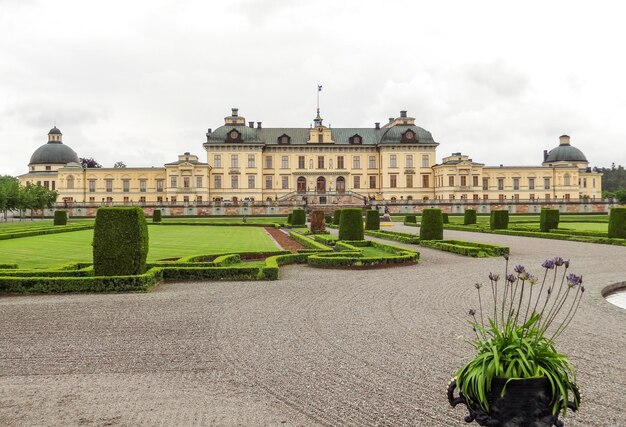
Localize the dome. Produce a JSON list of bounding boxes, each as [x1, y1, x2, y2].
[[379, 125, 435, 144], [29, 141, 80, 165], [206, 125, 262, 143], [544, 135, 588, 163], [48, 126, 62, 135]]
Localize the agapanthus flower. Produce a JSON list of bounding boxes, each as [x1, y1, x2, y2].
[[554, 256, 565, 266], [528, 275, 538, 285], [564, 259, 570, 268], [514, 265, 526, 274], [488, 272, 500, 282], [506, 274, 516, 284], [542, 259, 555, 269], [567, 273, 583, 287]]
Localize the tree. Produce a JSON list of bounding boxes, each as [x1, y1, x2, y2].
[[80, 157, 102, 168], [113, 161, 126, 168], [0, 176, 20, 221]]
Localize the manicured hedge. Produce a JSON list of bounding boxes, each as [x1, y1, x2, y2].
[[153, 209, 162, 223], [490, 210, 509, 230], [608, 207, 626, 239], [325, 215, 332, 224], [262, 253, 310, 280], [464, 209, 477, 225], [420, 208, 443, 241], [93, 207, 149, 276], [290, 231, 333, 251], [313, 234, 338, 246], [365, 209, 380, 231], [0, 224, 94, 241], [53, 210, 67, 226], [0, 264, 18, 269], [287, 213, 293, 224], [308, 240, 419, 268], [364, 230, 420, 244], [339, 208, 364, 240], [540, 208, 560, 232], [152, 221, 279, 228], [442, 213, 449, 224], [405, 214, 417, 224], [291, 209, 306, 226], [333, 209, 342, 225], [419, 239, 509, 257]]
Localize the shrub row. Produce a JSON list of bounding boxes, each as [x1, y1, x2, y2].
[[419, 239, 509, 257], [365, 209, 380, 231], [464, 209, 477, 225], [0, 224, 94, 241], [339, 208, 364, 240], [364, 230, 420, 244], [153, 209, 162, 223], [0, 264, 18, 269], [540, 208, 560, 232], [490, 210, 509, 230], [151, 222, 280, 228], [290, 232, 333, 251], [404, 214, 417, 224], [307, 240, 419, 268], [313, 234, 338, 246], [608, 207, 626, 239], [262, 253, 311, 280], [53, 210, 68, 225], [420, 208, 443, 240]]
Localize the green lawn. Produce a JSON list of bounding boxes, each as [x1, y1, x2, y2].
[[558, 222, 608, 232], [0, 225, 278, 269]]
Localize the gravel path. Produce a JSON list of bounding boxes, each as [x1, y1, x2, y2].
[[1, 224, 625, 426]]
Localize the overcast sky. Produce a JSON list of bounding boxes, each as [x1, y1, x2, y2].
[[1, 0, 625, 177]]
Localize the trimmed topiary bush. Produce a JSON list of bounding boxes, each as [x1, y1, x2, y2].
[[464, 209, 477, 225], [490, 210, 509, 230], [153, 209, 162, 223], [338, 208, 364, 241], [405, 214, 417, 224], [325, 214, 332, 224], [93, 207, 149, 276], [287, 213, 293, 225], [608, 207, 626, 238], [365, 209, 380, 231], [53, 210, 67, 226], [539, 208, 560, 232], [333, 209, 342, 225], [291, 209, 306, 226], [310, 210, 326, 233], [442, 213, 449, 224], [419, 208, 443, 241]]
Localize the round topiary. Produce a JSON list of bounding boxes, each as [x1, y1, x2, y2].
[[153, 209, 162, 223], [365, 209, 381, 231], [93, 207, 149, 276], [539, 208, 559, 232], [419, 208, 443, 241], [405, 214, 417, 224], [53, 210, 67, 226], [490, 210, 509, 230], [333, 209, 342, 225], [442, 213, 449, 224], [608, 207, 626, 238], [338, 208, 364, 240], [464, 209, 477, 225], [291, 209, 306, 226]]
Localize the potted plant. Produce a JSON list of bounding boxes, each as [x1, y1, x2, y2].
[[448, 256, 583, 426]]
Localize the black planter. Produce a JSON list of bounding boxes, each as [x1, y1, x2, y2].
[[448, 376, 579, 427]]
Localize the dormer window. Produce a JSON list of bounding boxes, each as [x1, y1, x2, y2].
[[349, 134, 362, 145], [278, 134, 291, 144], [402, 130, 416, 143], [226, 129, 242, 143]]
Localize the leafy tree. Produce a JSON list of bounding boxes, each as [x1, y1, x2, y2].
[[0, 176, 20, 220], [597, 163, 626, 192], [114, 161, 126, 168], [80, 157, 102, 168]]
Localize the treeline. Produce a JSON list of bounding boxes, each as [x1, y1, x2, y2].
[[598, 164, 626, 203], [0, 175, 58, 220]]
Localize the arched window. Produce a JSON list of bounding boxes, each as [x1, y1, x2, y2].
[[316, 176, 326, 193], [336, 176, 345, 193], [297, 176, 307, 193], [66, 175, 75, 189]]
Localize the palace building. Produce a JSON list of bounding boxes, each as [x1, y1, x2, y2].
[[18, 108, 602, 208]]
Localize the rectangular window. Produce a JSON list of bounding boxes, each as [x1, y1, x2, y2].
[[156, 179, 164, 192], [390, 154, 397, 168], [514, 194, 520, 201], [544, 178, 551, 189], [499, 194, 505, 201], [564, 193, 570, 200], [422, 155, 429, 168], [390, 174, 397, 188], [482, 177, 489, 190], [461, 176, 467, 187], [183, 177, 190, 188], [448, 176, 454, 187], [354, 175, 361, 189], [281, 156, 289, 169], [140, 179, 147, 192], [281, 176, 289, 189], [231, 154, 238, 168], [337, 156, 344, 169], [265, 176, 273, 189], [106, 179, 113, 192], [139, 196, 146, 204], [369, 175, 376, 189], [422, 175, 429, 188], [545, 193, 551, 201], [196, 196, 202, 204], [498, 178, 504, 191], [318, 134, 323, 143], [183, 196, 189, 204], [317, 156, 324, 169], [214, 155, 222, 168], [368, 156, 376, 169], [170, 196, 177, 204], [353, 156, 361, 169], [170, 176, 177, 188], [248, 154, 255, 168], [483, 194, 489, 200], [513, 178, 520, 190], [530, 193, 535, 200], [123, 179, 130, 192], [196, 176, 203, 188], [528, 177, 535, 190], [248, 175, 255, 189], [157, 196, 162, 204], [231, 175, 238, 189], [406, 174, 413, 188], [583, 178, 587, 188], [473, 194, 479, 200], [89, 196, 95, 203], [298, 156, 305, 169], [214, 175, 222, 189], [472, 176, 479, 187], [406, 155, 413, 168], [265, 156, 273, 169], [89, 179, 96, 192], [123, 196, 129, 204]]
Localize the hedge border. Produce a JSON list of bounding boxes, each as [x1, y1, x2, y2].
[[419, 239, 509, 257]]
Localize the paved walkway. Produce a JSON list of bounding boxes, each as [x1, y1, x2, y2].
[[1, 225, 625, 426]]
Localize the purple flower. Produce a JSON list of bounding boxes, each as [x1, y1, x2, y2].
[[507, 274, 516, 284], [567, 273, 583, 287], [514, 265, 526, 274], [554, 256, 565, 266], [564, 259, 570, 268], [542, 259, 555, 269], [469, 309, 476, 316], [489, 272, 500, 282]]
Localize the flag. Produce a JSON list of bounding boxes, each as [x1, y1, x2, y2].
[[318, 85, 323, 92]]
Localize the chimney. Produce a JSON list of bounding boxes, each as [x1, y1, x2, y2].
[[559, 135, 570, 145], [400, 110, 407, 118], [248, 121, 254, 128], [375, 122, 380, 130], [231, 108, 239, 117], [206, 128, 212, 134], [257, 122, 262, 129], [388, 117, 394, 123], [543, 150, 548, 162]]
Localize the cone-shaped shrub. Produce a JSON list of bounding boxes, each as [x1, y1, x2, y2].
[[464, 209, 477, 225], [333, 209, 342, 225], [365, 209, 380, 230], [442, 213, 449, 224], [287, 213, 293, 224], [53, 210, 67, 226], [153, 209, 162, 223], [338, 208, 364, 240], [310, 210, 326, 233], [539, 208, 559, 232], [405, 214, 417, 224], [291, 209, 306, 226], [608, 207, 626, 238], [490, 210, 509, 230], [93, 207, 149, 276], [419, 208, 443, 240]]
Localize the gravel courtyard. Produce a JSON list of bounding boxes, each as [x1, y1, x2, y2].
[[1, 226, 625, 426]]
